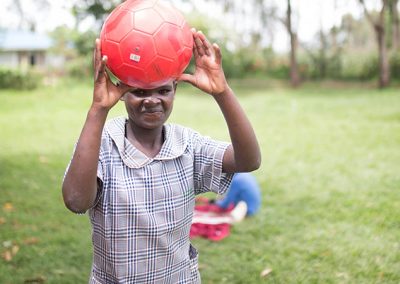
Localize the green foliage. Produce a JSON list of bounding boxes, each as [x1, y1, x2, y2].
[[74, 30, 98, 57], [0, 68, 42, 90], [218, 46, 247, 78], [390, 51, 400, 80], [295, 50, 379, 82], [300, 49, 343, 80], [65, 55, 92, 79], [326, 51, 343, 79], [46, 1, 400, 84], [49, 26, 78, 58], [340, 53, 378, 81], [72, 0, 121, 25], [186, 11, 277, 79], [340, 13, 374, 49], [266, 62, 290, 79], [49, 27, 95, 79]]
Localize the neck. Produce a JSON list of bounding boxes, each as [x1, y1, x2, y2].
[[126, 120, 164, 157]]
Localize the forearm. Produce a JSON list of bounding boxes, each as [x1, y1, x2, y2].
[[214, 87, 261, 173], [62, 106, 108, 213]]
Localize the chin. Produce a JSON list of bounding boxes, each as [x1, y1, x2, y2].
[[140, 120, 165, 130]]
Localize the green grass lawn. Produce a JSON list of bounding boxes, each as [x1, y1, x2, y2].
[[0, 79, 399, 283]]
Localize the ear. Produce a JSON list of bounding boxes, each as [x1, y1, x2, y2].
[[120, 93, 126, 101]]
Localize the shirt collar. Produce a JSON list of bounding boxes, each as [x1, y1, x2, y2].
[[105, 117, 188, 169]]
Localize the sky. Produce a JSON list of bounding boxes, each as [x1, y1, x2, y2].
[[0, 1, 75, 31], [0, 0, 374, 52]]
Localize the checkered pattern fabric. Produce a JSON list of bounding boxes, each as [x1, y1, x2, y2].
[[68, 117, 232, 283]]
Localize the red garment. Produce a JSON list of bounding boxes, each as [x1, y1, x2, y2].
[[189, 197, 234, 241], [190, 223, 231, 241]]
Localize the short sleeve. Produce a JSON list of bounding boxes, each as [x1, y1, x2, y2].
[[192, 134, 233, 195], [96, 146, 105, 183], [63, 142, 104, 213]]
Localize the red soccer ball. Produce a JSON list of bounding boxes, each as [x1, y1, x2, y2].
[[100, 0, 193, 88]]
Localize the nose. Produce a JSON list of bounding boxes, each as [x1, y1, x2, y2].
[[143, 95, 160, 106]]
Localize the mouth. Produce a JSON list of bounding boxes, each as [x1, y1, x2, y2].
[[141, 109, 164, 121], [142, 109, 163, 114], [141, 106, 163, 113]]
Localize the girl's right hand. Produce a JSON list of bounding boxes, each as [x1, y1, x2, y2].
[[92, 38, 130, 112]]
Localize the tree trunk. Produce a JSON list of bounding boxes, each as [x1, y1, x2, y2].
[[376, 24, 391, 88], [287, 0, 300, 87], [392, 0, 400, 50], [359, 0, 390, 88]]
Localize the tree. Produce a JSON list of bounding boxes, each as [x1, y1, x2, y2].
[[72, 0, 123, 30], [205, 0, 300, 86], [284, 0, 300, 87], [389, 0, 400, 50], [10, 0, 50, 31], [340, 13, 373, 48], [359, 0, 390, 88]]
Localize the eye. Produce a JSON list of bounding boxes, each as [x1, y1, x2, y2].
[[131, 89, 146, 96], [159, 88, 172, 95]]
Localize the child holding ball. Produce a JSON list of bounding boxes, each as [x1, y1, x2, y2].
[[62, 28, 261, 283]]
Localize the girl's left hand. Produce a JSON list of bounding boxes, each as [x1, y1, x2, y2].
[[178, 29, 229, 97]]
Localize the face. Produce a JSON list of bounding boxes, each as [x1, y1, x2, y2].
[[121, 80, 176, 130]]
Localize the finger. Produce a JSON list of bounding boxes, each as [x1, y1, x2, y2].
[[194, 30, 207, 56], [94, 38, 101, 66], [93, 38, 102, 79], [213, 43, 222, 65], [93, 39, 98, 70], [203, 40, 212, 56], [193, 44, 199, 59], [198, 31, 212, 56], [95, 55, 107, 82], [191, 30, 199, 59], [194, 36, 204, 56], [100, 55, 107, 72], [191, 28, 206, 57]]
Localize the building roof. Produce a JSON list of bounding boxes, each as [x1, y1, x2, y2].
[[0, 29, 52, 51]]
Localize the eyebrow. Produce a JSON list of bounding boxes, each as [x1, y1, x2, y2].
[[131, 84, 174, 91], [140, 84, 174, 91]]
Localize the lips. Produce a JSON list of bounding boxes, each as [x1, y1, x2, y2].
[[141, 109, 163, 121], [142, 109, 163, 114]]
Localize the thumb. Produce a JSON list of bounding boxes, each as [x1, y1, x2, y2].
[[116, 81, 132, 95], [178, 73, 196, 86]]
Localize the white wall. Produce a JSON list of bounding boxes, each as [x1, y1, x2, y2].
[[0, 50, 65, 70], [0, 52, 19, 68]]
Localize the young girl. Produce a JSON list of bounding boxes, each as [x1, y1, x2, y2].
[[62, 29, 261, 283]]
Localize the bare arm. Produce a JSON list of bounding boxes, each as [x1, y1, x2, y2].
[[62, 39, 130, 213], [179, 29, 261, 173]]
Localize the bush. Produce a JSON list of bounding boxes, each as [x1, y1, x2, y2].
[[339, 53, 378, 81], [65, 55, 92, 79], [0, 68, 42, 90], [390, 51, 400, 81], [221, 50, 247, 78], [267, 64, 290, 79]]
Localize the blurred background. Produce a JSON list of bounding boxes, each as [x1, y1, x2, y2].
[[0, 0, 399, 283]]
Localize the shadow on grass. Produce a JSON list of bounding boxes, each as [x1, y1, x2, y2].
[[0, 153, 92, 283]]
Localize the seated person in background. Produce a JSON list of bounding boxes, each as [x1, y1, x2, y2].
[[190, 173, 261, 241], [215, 172, 261, 217]]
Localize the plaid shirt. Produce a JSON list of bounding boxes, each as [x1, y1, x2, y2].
[[70, 117, 232, 283]]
